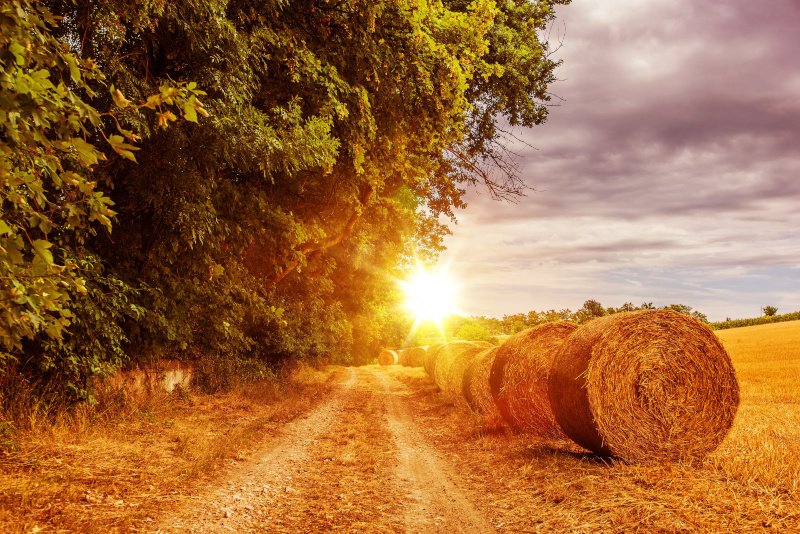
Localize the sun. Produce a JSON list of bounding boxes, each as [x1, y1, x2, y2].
[[400, 267, 458, 323]]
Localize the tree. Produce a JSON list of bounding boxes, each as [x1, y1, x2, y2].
[[574, 299, 606, 323], [1, 0, 571, 395], [762, 306, 778, 317], [663, 304, 708, 323], [0, 1, 199, 394]]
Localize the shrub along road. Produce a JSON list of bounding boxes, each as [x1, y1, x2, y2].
[[156, 366, 495, 533]]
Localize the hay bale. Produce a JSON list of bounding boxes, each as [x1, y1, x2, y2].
[[441, 344, 493, 397], [396, 349, 408, 366], [489, 322, 576, 437], [432, 341, 492, 394], [548, 310, 740, 463], [377, 349, 399, 366], [398, 346, 427, 367], [462, 347, 503, 422], [423, 343, 447, 377]]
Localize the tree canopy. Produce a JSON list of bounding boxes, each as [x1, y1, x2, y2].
[[1, 0, 569, 398]]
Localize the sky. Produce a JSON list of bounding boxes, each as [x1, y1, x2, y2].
[[440, 0, 800, 322]]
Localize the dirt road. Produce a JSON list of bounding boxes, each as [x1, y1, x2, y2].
[[155, 366, 496, 533]]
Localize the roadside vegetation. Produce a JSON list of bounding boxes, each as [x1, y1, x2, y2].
[[711, 310, 800, 330]]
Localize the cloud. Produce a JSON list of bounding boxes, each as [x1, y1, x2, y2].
[[441, 0, 800, 320]]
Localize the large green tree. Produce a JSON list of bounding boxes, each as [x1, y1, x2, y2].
[[2, 0, 569, 396]]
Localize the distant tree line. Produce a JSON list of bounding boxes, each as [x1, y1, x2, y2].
[[711, 310, 800, 331], [0, 0, 569, 400], [420, 300, 709, 343], [432, 301, 799, 342]]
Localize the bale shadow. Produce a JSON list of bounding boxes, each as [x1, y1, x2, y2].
[[518, 441, 614, 466]]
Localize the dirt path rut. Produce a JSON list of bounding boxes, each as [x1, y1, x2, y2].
[[375, 371, 494, 533], [155, 366, 493, 533]]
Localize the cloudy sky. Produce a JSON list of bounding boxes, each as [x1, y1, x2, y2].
[[441, 0, 800, 322]]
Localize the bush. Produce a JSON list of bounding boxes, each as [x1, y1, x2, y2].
[[192, 355, 276, 394]]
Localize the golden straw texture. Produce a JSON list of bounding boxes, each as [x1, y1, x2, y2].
[[423, 343, 446, 377], [549, 310, 740, 463], [463, 347, 503, 424], [441, 344, 493, 398], [399, 346, 427, 367], [489, 322, 576, 437]]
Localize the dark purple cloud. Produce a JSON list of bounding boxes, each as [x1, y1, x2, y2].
[[441, 0, 800, 320]]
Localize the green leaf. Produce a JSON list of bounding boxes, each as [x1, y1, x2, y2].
[[9, 42, 25, 66], [115, 149, 138, 162], [108, 134, 140, 163], [0, 220, 12, 236], [67, 56, 81, 83], [69, 137, 99, 167], [183, 101, 198, 123], [32, 239, 54, 264]]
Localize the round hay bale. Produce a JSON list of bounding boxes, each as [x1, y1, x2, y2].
[[377, 349, 399, 366], [462, 347, 503, 422], [402, 346, 427, 367], [489, 322, 576, 437], [548, 310, 740, 463], [439, 343, 493, 397], [396, 348, 409, 366], [423, 343, 447, 378], [432, 341, 492, 393]]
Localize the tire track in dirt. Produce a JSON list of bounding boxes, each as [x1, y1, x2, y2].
[[372, 367, 495, 533]]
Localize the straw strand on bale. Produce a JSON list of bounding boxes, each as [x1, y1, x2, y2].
[[377, 349, 399, 366], [462, 347, 504, 427], [489, 322, 576, 437], [548, 310, 740, 464], [423, 343, 446, 377]]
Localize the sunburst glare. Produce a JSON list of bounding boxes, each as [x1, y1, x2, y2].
[[399, 267, 459, 325]]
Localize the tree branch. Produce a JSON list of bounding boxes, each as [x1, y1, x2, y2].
[[269, 184, 374, 286]]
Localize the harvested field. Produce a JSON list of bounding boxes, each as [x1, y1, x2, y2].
[[3, 321, 797, 532]]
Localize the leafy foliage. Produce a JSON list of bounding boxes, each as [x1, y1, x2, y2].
[[1, 0, 570, 399], [0, 0, 204, 393]]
